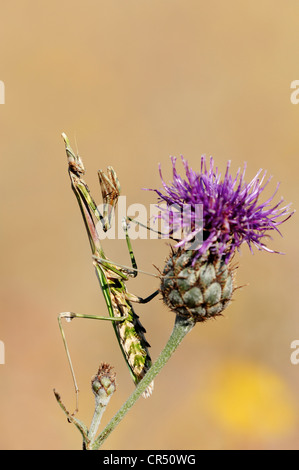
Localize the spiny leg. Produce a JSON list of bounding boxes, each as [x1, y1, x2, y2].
[[121, 219, 160, 302], [126, 215, 181, 242], [93, 205, 160, 304], [125, 290, 159, 304], [58, 311, 127, 415], [93, 255, 159, 303], [92, 255, 159, 279], [121, 218, 138, 275], [92, 216, 159, 280], [92, 215, 153, 278]]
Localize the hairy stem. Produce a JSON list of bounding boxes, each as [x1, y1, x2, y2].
[[92, 315, 195, 450]]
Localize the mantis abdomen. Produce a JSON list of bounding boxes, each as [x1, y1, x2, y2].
[[110, 280, 154, 398]]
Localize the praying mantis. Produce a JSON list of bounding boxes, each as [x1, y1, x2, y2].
[[58, 134, 159, 412]]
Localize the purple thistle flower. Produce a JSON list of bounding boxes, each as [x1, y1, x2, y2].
[[150, 155, 294, 263]]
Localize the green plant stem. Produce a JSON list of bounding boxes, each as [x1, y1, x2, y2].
[[91, 314, 196, 450], [88, 402, 108, 445]]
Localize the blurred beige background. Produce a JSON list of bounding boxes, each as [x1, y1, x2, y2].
[[0, 0, 299, 450]]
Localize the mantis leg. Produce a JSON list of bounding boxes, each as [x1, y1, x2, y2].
[[92, 255, 160, 304], [125, 290, 160, 304], [125, 215, 181, 242], [58, 311, 127, 414], [121, 218, 138, 276], [122, 221, 160, 303], [92, 255, 159, 279]]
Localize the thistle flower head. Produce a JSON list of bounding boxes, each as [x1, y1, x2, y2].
[[152, 155, 293, 263], [151, 155, 293, 322]]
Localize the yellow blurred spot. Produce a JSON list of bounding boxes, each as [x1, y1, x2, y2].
[[203, 360, 296, 437]]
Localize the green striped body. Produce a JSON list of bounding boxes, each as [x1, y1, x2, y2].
[[95, 263, 153, 397], [63, 134, 153, 398]]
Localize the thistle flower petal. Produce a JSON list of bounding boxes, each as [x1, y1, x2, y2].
[[149, 156, 294, 263]]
